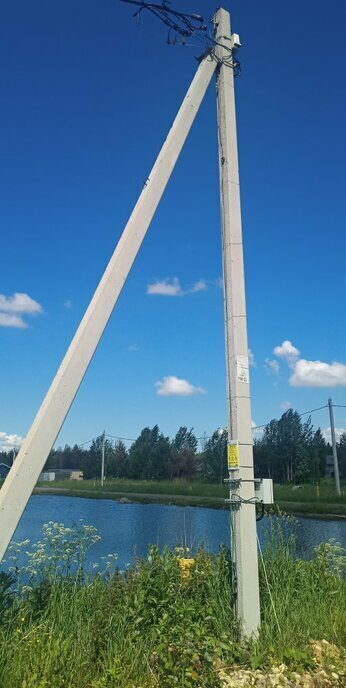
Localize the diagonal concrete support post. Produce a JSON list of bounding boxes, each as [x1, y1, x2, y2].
[[0, 53, 217, 562]]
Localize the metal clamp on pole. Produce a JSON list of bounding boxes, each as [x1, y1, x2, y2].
[[225, 477, 274, 505], [225, 497, 241, 510], [224, 477, 241, 490]]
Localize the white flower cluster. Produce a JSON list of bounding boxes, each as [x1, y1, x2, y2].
[[4, 520, 107, 590]]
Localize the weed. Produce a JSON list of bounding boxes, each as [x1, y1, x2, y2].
[[0, 516, 344, 687]]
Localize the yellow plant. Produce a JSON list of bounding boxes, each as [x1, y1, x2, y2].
[[178, 557, 195, 581]]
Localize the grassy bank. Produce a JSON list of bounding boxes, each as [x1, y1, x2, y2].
[[0, 517, 345, 687], [274, 482, 346, 517], [34, 478, 346, 516], [41, 479, 228, 498]]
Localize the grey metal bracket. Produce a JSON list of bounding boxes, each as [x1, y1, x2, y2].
[[224, 477, 241, 489], [224, 498, 241, 510]]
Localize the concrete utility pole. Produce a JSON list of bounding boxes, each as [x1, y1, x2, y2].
[[0, 51, 217, 564], [101, 431, 106, 487], [1, 5, 261, 638], [328, 398, 341, 495], [214, 8, 261, 636]]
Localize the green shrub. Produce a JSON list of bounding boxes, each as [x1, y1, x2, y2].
[[0, 517, 344, 687]]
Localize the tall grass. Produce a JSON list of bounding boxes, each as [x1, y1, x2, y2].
[[257, 516, 346, 662], [0, 517, 344, 688]]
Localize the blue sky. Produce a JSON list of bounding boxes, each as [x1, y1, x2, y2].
[[1, 0, 346, 452]]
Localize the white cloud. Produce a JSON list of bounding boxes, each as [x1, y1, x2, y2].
[[190, 279, 208, 293], [274, 340, 300, 364], [272, 339, 346, 388], [280, 401, 292, 411], [252, 420, 263, 438], [265, 358, 280, 376], [64, 299, 72, 309], [147, 277, 210, 297], [0, 432, 23, 452], [271, 339, 346, 388], [0, 293, 42, 314], [155, 375, 206, 397], [147, 278, 183, 297], [0, 313, 27, 329], [215, 277, 223, 289], [248, 349, 256, 367], [290, 359, 346, 388], [322, 427, 346, 444], [126, 344, 139, 352], [0, 292, 43, 328]]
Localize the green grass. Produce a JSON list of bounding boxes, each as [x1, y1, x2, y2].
[[274, 480, 346, 504], [34, 478, 346, 515], [277, 501, 346, 516], [41, 478, 228, 498], [274, 480, 346, 516], [0, 517, 345, 688]]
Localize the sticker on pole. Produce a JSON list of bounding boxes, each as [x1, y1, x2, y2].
[[236, 355, 249, 384], [227, 442, 239, 469]]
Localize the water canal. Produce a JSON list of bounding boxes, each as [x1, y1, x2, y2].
[[8, 495, 346, 570]]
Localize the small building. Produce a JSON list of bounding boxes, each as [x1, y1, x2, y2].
[[39, 471, 56, 482], [70, 470, 83, 481], [325, 454, 342, 479], [0, 463, 11, 479], [38, 469, 83, 482]]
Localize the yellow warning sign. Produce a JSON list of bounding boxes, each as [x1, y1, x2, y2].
[[227, 442, 239, 469]]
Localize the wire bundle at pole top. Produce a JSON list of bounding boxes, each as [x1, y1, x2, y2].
[[119, 0, 241, 73]]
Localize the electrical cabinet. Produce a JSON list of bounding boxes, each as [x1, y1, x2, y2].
[[254, 478, 274, 504]]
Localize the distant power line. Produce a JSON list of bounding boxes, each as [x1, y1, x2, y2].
[[78, 437, 100, 447], [69, 401, 343, 450], [251, 404, 329, 432], [106, 434, 137, 442]]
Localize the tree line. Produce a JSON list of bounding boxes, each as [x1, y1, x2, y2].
[[45, 425, 216, 482], [253, 410, 346, 483], [1, 410, 345, 483]]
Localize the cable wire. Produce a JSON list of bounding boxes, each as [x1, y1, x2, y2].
[[106, 434, 137, 442], [298, 404, 328, 417], [74, 402, 341, 451], [257, 533, 282, 635], [120, 0, 241, 73], [252, 404, 328, 432], [78, 437, 100, 447]]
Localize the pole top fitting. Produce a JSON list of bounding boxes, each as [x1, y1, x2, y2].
[[231, 33, 241, 51]]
